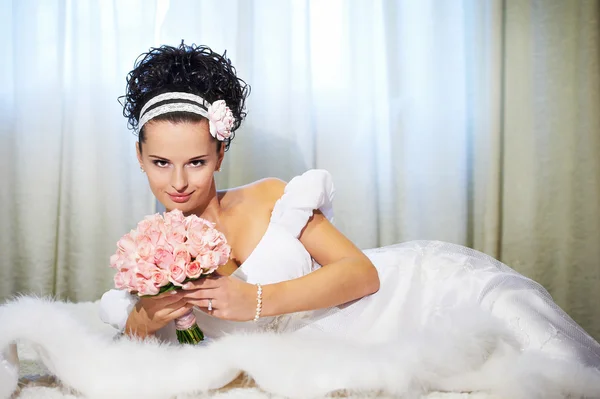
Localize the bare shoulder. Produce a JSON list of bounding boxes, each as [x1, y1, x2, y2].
[[247, 177, 287, 211], [254, 177, 286, 201], [220, 177, 287, 213], [214, 178, 286, 266]]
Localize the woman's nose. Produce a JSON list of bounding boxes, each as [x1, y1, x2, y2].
[[170, 167, 188, 192]]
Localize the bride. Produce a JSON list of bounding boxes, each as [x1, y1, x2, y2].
[[2, 42, 599, 399], [99, 42, 600, 394]]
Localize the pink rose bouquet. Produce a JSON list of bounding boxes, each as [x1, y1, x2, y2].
[[109, 209, 231, 344]]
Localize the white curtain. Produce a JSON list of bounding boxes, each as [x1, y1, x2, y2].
[[161, 0, 478, 246], [0, 0, 158, 301], [1, 0, 599, 339]]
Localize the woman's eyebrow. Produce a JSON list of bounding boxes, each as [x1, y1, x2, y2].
[[148, 154, 209, 161]]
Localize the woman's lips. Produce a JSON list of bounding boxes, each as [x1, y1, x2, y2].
[[168, 192, 194, 203]]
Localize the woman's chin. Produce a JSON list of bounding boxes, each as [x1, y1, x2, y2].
[[165, 202, 201, 215]]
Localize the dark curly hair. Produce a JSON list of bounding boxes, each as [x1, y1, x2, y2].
[[120, 41, 250, 151]]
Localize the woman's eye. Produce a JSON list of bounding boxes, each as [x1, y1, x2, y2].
[[189, 160, 206, 167], [153, 160, 169, 168]]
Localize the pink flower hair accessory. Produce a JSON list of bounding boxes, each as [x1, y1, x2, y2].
[[207, 100, 235, 141]]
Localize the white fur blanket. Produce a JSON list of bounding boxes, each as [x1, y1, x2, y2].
[[1, 297, 599, 399]]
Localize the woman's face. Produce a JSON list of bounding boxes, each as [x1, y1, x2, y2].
[[136, 119, 224, 215]]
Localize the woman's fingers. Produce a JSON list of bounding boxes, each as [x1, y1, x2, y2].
[[184, 290, 216, 301], [181, 277, 222, 290], [161, 299, 194, 321], [185, 298, 217, 310], [153, 289, 184, 301], [162, 297, 188, 312], [153, 290, 172, 299], [155, 294, 187, 308], [168, 303, 195, 321]]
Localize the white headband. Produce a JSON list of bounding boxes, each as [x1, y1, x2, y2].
[[138, 92, 234, 141]]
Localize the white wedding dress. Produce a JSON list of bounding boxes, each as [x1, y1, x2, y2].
[[2, 169, 599, 399], [100, 169, 600, 370]]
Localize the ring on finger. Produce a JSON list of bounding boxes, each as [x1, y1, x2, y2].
[[208, 299, 213, 311]]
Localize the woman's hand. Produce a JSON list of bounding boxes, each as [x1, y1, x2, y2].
[[124, 291, 193, 338], [182, 276, 257, 321]]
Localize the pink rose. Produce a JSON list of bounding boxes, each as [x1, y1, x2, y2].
[[136, 216, 155, 234], [185, 215, 215, 231], [207, 100, 234, 141], [148, 229, 167, 248], [200, 229, 219, 248], [135, 234, 155, 262], [164, 209, 185, 225], [165, 226, 186, 247], [210, 232, 229, 250], [112, 253, 137, 274], [123, 270, 137, 288], [184, 213, 199, 228], [137, 280, 160, 296], [216, 244, 231, 265], [109, 254, 119, 269], [203, 265, 219, 276], [109, 253, 127, 270], [117, 232, 137, 255], [123, 259, 138, 273], [151, 268, 169, 288], [114, 272, 128, 289], [138, 214, 168, 247], [203, 230, 220, 249], [198, 251, 220, 275], [154, 246, 175, 270], [186, 260, 203, 279], [173, 245, 191, 267], [164, 210, 186, 244], [134, 261, 157, 279], [168, 263, 186, 286], [186, 218, 214, 257], [144, 213, 166, 230]]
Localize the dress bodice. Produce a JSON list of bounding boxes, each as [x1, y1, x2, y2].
[[229, 169, 335, 285]]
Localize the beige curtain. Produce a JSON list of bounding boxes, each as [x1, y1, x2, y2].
[[497, 0, 600, 339], [471, 0, 600, 339]]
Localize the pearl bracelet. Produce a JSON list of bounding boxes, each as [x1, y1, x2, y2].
[[253, 283, 263, 322]]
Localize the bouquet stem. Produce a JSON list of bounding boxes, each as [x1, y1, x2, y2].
[[176, 324, 204, 344], [175, 310, 204, 344]]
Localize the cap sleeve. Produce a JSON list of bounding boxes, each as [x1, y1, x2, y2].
[[270, 169, 335, 238]]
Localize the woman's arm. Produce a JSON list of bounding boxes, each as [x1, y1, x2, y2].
[[258, 178, 380, 315], [262, 209, 380, 316]]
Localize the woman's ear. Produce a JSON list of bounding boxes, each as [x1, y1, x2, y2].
[[216, 142, 226, 172], [136, 142, 144, 170]]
